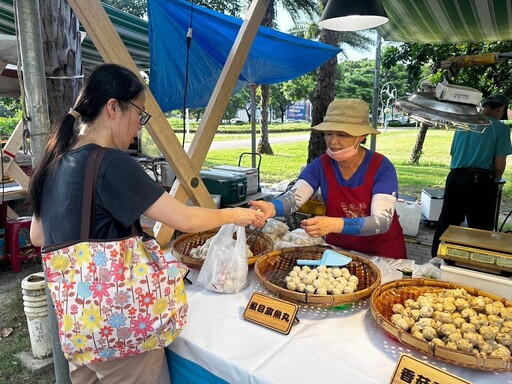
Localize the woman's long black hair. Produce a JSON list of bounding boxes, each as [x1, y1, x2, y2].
[[28, 63, 145, 216]]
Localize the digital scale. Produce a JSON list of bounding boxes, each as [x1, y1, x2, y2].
[[438, 226, 512, 276]]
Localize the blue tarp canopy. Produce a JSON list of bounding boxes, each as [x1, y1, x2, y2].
[[148, 0, 340, 112]]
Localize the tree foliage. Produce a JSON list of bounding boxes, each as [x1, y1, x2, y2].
[[269, 84, 295, 122], [0, 98, 21, 118], [381, 41, 512, 97], [102, 0, 242, 17], [102, 0, 147, 17], [336, 60, 374, 103]]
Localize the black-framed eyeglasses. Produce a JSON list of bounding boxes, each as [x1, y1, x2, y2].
[[128, 101, 151, 125]]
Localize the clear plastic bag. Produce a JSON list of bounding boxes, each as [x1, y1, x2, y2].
[[413, 257, 444, 280], [196, 224, 248, 293]]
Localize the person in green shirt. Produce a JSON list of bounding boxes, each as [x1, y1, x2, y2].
[[431, 93, 512, 257]]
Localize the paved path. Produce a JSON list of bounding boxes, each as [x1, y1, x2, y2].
[[184, 127, 416, 151], [184, 133, 311, 151]]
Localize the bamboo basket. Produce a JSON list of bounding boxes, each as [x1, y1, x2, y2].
[[170, 228, 273, 268], [254, 245, 381, 307], [370, 278, 512, 371]]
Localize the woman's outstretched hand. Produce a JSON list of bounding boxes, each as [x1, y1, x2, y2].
[[230, 207, 265, 227]]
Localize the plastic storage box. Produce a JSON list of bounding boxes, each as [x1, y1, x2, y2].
[[200, 169, 248, 204], [421, 188, 444, 221], [395, 199, 421, 237], [212, 165, 259, 195], [440, 264, 512, 301]]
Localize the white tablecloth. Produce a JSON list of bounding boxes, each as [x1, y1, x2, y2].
[[168, 267, 512, 384]]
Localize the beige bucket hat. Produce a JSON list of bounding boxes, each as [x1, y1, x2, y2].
[[312, 99, 380, 136]]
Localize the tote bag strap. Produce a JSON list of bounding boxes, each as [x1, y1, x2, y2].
[[80, 146, 140, 241], [80, 146, 109, 241]]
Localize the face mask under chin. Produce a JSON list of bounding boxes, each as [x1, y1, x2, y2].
[[326, 140, 360, 162]]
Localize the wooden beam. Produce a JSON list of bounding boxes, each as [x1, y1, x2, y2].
[[66, 0, 270, 247], [66, 0, 216, 210], [2, 120, 30, 190], [155, 0, 270, 245]]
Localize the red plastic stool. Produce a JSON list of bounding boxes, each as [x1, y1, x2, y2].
[[4, 216, 41, 273]]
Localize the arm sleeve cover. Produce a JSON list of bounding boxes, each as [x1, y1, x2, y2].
[[341, 193, 396, 235], [271, 179, 314, 216]]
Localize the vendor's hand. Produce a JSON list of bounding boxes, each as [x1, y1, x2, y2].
[[249, 200, 275, 221], [231, 207, 265, 227], [300, 216, 343, 238]]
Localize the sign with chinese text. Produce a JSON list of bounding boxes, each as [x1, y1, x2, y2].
[[243, 293, 298, 334], [286, 100, 308, 121], [390, 354, 471, 384]]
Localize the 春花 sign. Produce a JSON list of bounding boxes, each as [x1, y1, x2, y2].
[[390, 354, 471, 384]]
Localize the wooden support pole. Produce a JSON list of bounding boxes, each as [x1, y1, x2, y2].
[[2, 120, 30, 190], [155, 0, 270, 245], [66, 0, 270, 247], [67, 0, 215, 210]]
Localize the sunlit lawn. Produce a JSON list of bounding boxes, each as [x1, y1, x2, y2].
[[203, 128, 512, 206], [143, 125, 511, 206]]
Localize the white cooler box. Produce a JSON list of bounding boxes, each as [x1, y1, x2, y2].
[[421, 188, 444, 221], [395, 199, 421, 237], [440, 264, 512, 301]]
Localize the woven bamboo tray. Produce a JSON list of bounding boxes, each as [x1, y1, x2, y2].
[[170, 228, 273, 268], [370, 278, 512, 371], [254, 245, 381, 307]]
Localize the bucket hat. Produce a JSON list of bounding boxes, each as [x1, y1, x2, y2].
[[312, 99, 380, 136]]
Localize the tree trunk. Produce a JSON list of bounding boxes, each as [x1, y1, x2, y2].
[[257, 2, 275, 155], [40, 0, 82, 125], [258, 83, 274, 154], [39, 1, 81, 382], [308, 18, 339, 164], [409, 122, 429, 164]]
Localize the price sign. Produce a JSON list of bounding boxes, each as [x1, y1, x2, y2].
[[390, 354, 471, 384], [243, 293, 299, 334]]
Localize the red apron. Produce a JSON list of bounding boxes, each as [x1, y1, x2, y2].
[[322, 153, 406, 259]]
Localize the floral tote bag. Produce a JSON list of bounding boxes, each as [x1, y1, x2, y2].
[[42, 147, 188, 365]]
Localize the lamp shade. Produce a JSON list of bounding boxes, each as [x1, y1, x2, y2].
[[318, 0, 388, 31]]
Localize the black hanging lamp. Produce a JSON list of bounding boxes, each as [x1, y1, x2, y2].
[[318, 0, 388, 31]]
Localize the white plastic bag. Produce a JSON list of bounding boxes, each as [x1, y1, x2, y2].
[[196, 224, 248, 293]]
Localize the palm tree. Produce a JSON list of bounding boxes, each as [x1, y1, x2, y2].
[[291, 2, 373, 162], [245, 0, 318, 155]]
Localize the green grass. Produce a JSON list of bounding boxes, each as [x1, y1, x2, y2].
[[203, 127, 512, 214], [144, 125, 512, 229]]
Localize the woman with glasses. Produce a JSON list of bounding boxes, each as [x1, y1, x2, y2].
[[28, 63, 264, 384]]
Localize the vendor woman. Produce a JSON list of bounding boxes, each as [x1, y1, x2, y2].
[[251, 99, 407, 259]]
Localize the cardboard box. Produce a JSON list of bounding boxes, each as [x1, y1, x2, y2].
[[396, 199, 421, 237], [421, 188, 444, 221], [440, 264, 512, 301]]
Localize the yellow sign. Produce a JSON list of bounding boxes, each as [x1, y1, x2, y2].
[[390, 355, 471, 384], [243, 293, 299, 335]]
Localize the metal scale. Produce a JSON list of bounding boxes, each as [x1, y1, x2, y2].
[[438, 226, 512, 276], [393, 53, 512, 297]]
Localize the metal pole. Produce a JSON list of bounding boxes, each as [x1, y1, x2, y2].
[[250, 83, 257, 167], [370, 32, 382, 152], [14, 1, 71, 383]]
